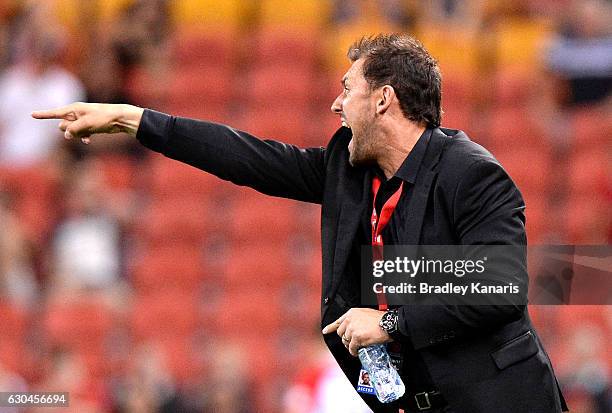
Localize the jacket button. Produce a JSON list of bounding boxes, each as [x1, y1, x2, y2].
[[323, 297, 329, 304]]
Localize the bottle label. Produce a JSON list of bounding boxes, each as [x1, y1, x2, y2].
[[356, 369, 376, 395]]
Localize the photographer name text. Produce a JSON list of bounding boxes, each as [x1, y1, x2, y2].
[[372, 281, 520, 295]]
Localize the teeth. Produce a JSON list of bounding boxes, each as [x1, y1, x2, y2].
[[342, 121, 350, 128]]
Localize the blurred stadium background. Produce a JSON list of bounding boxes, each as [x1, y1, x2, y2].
[[0, 0, 610, 412]]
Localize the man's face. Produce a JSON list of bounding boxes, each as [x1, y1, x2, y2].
[[362, 372, 370, 384], [331, 58, 378, 166]]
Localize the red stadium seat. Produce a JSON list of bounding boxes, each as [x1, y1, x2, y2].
[[165, 98, 229, 123], [291, 201, 322, 243], [162, 335, 204, 383], [167, 65, 233, 108], [488, 107, 548, 152], [300, 247, 323, 288], [0, 338, 27, 377], [567, 148, 609, 196], [494, 147, 552, 194], [492, 69, 541, 107], [78, 345, 112, 379], [556, 306, 610, 335], [244, 64, 316, 108], [129, 244, 206, 293], [0, 164, 60, 244], [280, 282, 321, 327], [565, 194, 609, 244], [124, 65, 169, 108], [0, 303, 31, 377], [223, 243, 293, 289], [147, 154, 221, 198], [441, 71, 477, 109], [0, 303, 29, 341], [223, 333, 277, 380], [228, 190, 299, 243], [134, 196, 213, 246], [43, 297, 116, 349], [305, 109, 341, 147], [236, 105, 310, 145], [171, 29, 237, 69], [441, 105, 473, 132], [92, 154, 137, 192], [316, 69, 344, 105], [522, 194, 547, 244], [212, 290, 284, 332], [529, 304, 612, 375], [250, 27, 320, 67], [131, 292, 200, 341], [570, 107, 612, 147], [538, 306, 611, 373]]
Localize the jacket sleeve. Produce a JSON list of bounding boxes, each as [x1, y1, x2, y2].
[[136, 109, 326, 204], [397, 158, 528, 350]]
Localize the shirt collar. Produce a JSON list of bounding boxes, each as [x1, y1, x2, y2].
[[371, 128, 432, 184], [391, 128, 432, 184]]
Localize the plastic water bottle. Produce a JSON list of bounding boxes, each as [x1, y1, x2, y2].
[[358, 344, 405, 403]]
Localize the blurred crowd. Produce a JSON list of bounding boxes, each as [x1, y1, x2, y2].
[[0, 0, 610, 412]]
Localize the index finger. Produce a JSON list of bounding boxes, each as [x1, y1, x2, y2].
[[322, 312, 348, 334], [31, 104, 77, 120]]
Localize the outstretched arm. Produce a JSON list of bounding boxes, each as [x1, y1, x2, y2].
[[32, 103, 326, 204]]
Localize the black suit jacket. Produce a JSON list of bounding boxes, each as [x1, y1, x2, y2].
[[136, 109, 568, 413]]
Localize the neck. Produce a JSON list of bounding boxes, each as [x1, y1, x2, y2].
[[376, 120, 426, 179]]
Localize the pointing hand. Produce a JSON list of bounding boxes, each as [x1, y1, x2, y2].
[[32, 102, 144, 144]]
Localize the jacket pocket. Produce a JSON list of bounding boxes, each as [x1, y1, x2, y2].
[[491, 331, 538, 370]]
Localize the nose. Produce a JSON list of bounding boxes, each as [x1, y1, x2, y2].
[[331, 93, 342, 115]]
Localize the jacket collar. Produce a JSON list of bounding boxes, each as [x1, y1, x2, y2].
[[393, 128, 432, 184]]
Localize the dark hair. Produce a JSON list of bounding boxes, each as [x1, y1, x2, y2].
[[348, 34, 442, 128]]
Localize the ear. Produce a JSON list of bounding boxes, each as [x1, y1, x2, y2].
[[375, 85, 395, 115]]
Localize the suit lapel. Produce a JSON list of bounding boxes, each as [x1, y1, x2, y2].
[[401, 168, 436, 245], [400, 129, 448, 244], [402, 129, 449, 241]]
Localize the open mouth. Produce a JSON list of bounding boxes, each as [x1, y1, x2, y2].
[[341, 118, 350, 128]]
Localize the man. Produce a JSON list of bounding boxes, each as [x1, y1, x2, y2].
[[33, 34, 567, 413], [360, 371, 371, 387]]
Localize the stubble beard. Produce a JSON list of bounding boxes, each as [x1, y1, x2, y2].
[[348, 121, 377, 167]]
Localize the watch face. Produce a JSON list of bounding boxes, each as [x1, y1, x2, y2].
[[380, 311, 398, 333]]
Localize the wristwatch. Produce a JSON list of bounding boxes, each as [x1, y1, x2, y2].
[[379, 309, 399, 335]]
